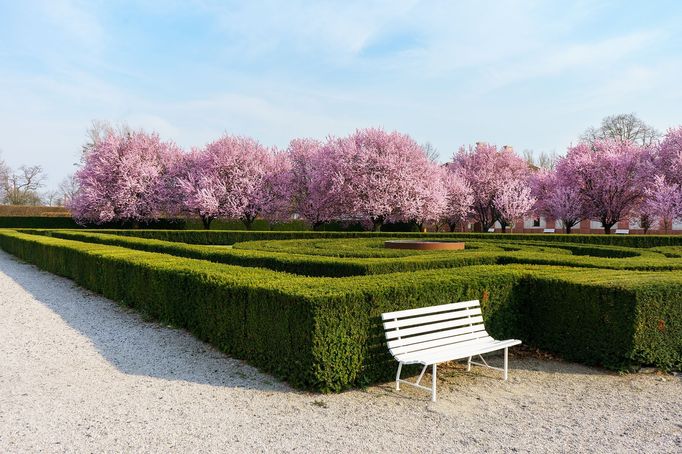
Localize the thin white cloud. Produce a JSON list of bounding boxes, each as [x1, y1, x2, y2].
[[482, 30, 661, 90], [39, 0, 104, 46], [193, 0, 419, 59]]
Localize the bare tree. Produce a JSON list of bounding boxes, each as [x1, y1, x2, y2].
[[580, 113, 660, 146], [57, 173, 79, 207], [420, 142, 440, 163], [82, 119, 131, 155], [1, 165, 47, 205], [43, 190, 60, 206], [523, 149, 558, 170], [0, 152, 9, 200]]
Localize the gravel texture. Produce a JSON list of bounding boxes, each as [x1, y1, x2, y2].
[[0, 249, 680, 453]]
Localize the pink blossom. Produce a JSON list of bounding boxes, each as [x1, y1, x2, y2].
[[286, 138, 339, 228], [450, 143, 529, 231], [71, 130, 181, 225], [656, 126, 682, 186], [315, 128, 444, 231], [442, 169, 473, 231], [170, 135, 277, 229], [558, 139, 654, 233], [412, 163, 448, 228], [494, 179, 535, 232], [531, 169, 584, 233], [641, 175, 682, 233]]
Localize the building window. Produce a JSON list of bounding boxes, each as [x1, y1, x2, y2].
[[533, 218, 541, 227]]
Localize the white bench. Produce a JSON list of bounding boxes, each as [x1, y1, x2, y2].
[[543, 228, 555, 233], [615, 229, 629, 234], [487, 227, 495, 233], [382, 300, 521, 402]]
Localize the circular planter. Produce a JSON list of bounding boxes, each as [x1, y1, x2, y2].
[[384, 240, 465, 250]]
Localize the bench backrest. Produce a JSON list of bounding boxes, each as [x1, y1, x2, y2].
[[381, 300, 488, 357], [615, 229, 629, 234], [543, 228, 555, 233]]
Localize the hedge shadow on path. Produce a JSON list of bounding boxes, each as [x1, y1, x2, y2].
[[0, 250, 290, 393]]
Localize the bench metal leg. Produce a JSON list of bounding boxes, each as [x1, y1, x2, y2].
[[396, 363, 403, 390], [432, 363, 437, 402], [467, 348, 511, 381], [394, 363, 439, 401], [415, 364, 428, 386]]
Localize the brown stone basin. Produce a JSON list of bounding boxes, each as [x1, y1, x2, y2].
[[384, 240, 465, 250]]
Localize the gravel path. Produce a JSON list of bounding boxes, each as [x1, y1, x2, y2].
[[0, 250, 680, 453]]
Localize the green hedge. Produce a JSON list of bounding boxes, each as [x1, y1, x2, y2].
[[20, 230, 682, 276], [25, 230, 506, 277], [0, 217, 310, 231], [522, 269, 682, 370], [92, 229, 414, 244], [79, 228, 682, 248], [0, 217, 80, 229], [0, 230, 679, 393]]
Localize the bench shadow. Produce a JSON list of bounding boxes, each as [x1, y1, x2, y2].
[[436, 351, 617, 377], [0, 252, 291, 393]]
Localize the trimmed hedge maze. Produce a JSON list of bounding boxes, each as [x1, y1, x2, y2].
[[1, 229, 681, 392]]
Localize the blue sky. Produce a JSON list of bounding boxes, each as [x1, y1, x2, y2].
[[1, 0, 681, 188]]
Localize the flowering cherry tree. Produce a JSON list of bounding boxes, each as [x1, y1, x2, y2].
[[450, 143, 529, 232], [171, 135, 275, 229], [70, 122, 682, 235], [531, 169, 584, 233], [442, 169, 473, 231], [318, 128, 444, 231], [164, 149, 218, 229], [494, 179, 535, 232], [412, 163, 448, 230], [656, 126, 682, 185], [71, 130, 180, 224], [640, 175, 682, 233], [558, 140, 654, 234], [257, 150, 294, 222], [286, 138, 341, 228]]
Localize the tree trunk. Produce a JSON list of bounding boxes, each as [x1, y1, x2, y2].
[[565, 225, 572, 234], [201, 216, 213, 230], [372, 217, 384, 232], [603, 224, 613, 234], [242, 216, 254, 230]]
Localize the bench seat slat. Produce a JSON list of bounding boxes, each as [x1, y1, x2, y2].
[[396, 336, 499, 362], [386, 323, 486, 349], [383, 307, 482, 330], [396, 338, 522, 365], [390, 331, 492, 356], [381, 300, 480, 320], [385, 315, 484, 339]]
